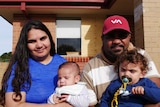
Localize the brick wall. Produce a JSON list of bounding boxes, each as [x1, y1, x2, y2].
[[0, 57, 90, 88], [12, 14, 135, 57], [12, 14, 106, 57], [64, 56, 92, 71], [143, 0, 160, 72], [0, 62, 8, 86], [13, 14, 56, 52], [134, 0, 160, 72]]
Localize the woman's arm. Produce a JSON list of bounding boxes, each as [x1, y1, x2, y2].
[[144, 103, 160, 107], [5, 92, 72, 107]]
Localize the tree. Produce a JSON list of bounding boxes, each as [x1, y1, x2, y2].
[[0, 52, 12, 62]]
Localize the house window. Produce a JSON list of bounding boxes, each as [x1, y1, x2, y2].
[[56, 20, 81, 55]]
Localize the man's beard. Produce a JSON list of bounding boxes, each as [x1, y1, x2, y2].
[[102, 45, 127, 63]]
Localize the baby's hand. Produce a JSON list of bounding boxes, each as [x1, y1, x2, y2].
[[53, 94, 61, 104], [58, 94, 69, 102], [53, 94, 69, 103], [132, 86, 144, 95]]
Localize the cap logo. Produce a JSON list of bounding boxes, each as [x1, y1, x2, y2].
[[111, 19, 122, 24]]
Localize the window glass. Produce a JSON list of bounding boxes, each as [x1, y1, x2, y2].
[[56, 20, 81, 55]]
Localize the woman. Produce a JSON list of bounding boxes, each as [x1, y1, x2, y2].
[[0, 20, 72, 107]]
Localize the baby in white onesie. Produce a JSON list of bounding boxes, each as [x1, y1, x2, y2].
[[47, 61, 97, 107]]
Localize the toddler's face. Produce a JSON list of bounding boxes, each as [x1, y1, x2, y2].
[[119, 61, 145, 85]]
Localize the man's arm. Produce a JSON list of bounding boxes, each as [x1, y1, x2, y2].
[[141, 49, 160, 107], [144, 77, 160, 107], [149, 77, 160, 88]]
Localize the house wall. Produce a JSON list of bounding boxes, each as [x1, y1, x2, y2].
[[1, 2, 160, 104], [12, 14, 105, 57], [1, 0, 160, 105], [12, 14, 134, 57], [0, 14, 134, 86], [0, 62, 8, 86], [0, 14, 135, 78], [134, 0, 160, 72], [12, 14, 56, 53]]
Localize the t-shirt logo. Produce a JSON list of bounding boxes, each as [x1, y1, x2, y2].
[[111, 19, 122, 24]]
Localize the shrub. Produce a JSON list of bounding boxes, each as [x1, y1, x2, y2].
[[0, 52, 12, 62]]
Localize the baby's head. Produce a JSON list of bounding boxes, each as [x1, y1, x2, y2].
[[57, 61, 80, 87], [115, 49, 149, 85]]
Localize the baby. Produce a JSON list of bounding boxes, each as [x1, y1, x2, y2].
[[48, 61, 97, 107]]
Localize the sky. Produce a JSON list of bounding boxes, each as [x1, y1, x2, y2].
[[0, 16, 12, 56]]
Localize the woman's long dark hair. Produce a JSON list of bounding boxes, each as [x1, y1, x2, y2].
[[0, 20, 56, 105]]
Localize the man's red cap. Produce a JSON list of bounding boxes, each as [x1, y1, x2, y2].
[[102, 15, 131, 35]]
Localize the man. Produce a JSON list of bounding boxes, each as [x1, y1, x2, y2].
[[81, 15, 160, 107]]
